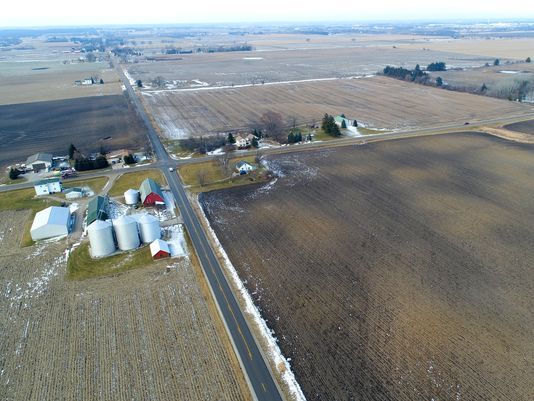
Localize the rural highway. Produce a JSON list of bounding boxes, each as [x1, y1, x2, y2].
[[116, 64, 285, 401]]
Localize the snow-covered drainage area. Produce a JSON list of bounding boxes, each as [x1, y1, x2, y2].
[[196, 198, 306, 401]]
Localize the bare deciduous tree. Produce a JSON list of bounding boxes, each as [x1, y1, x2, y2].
[[215, 153, 232, 177], [254, 150, 264, 165], [260, 111, 284, 142], [197, 169, 207, 186]]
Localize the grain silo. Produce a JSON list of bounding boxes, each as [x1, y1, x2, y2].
[[113, 215, 140, 251], [124, 189, 140, 205], [87, 220, 115, 257], [137, 214, 161, 243]]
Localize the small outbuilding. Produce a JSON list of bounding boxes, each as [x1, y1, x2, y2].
[[150, 239, 170, 259], [86, 196, 109, 226], [64, 187, 84, 200], [139, 178, 164, 206], [235, 161, 254, 175], [34, 178, 62, 196], [30, 206, 70, 241], [26, 153, 53, 172]]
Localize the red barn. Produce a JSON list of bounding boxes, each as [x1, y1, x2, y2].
[[139, 178, 164, 206], [150, 239, 171, 259]]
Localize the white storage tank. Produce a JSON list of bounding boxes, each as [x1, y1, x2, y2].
[[137, 214, 161, 243], [113, 215, 140, 251], [124, 189, 140, 205], [88, 220, 115, 257]]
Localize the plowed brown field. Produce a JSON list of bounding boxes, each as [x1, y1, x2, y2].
[[143, 76, 533, 138], [201, 132, 534, 401]]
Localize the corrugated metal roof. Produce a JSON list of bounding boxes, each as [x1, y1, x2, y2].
[[86, 196, 109, 225], [139, 178, 163, 203], [26, 153, 53, 165], [150, 239, 170, 256], [31, 206, 70, 230]]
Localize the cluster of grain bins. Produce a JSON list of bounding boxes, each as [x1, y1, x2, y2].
[[87, 212, 161, 258]]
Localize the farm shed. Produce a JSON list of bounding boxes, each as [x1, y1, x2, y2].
[[150, 239, 170, 259], [26, 153, 53, 171], [139, 178, 164, 206], [34, 178, 62, 196], [64, 187, 84, 200], [235, 161, 254, 174], [30, 206, 70, 241], [86, 196, 109, 226]]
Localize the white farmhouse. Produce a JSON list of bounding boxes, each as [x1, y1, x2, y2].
[[30, 206, 70, 241], [34, 178, 62, 196], [235, 135, 248, 148], [235, 161, 254, 174]]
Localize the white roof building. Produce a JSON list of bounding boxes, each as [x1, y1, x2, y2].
[[26, 153, 53, 171], [150, 239, 171, 259], [30, 206, 70, 241], [34, 178, 62, 196]]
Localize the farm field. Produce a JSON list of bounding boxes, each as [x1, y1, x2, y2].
[[504, 118, 534, 134], [201, 132, 534, 401], [402, 37, 534, 59], [143, 75, 533, 138], [0, 210, 252, 401], [128, 46, 499, 89], [427, 62, 534, 98], [0, 94, 147, 168], [0, 60, 122, 105]]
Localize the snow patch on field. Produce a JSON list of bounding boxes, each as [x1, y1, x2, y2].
[[499, 70, 520, 74], [243, 57, 264, 60], [122, 68, 136, 86], [7, 252, 65, 306], [196, 198, 306, 401]]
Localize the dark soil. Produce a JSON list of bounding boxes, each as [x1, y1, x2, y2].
[[0, 95, 147, 167], [504, 119, 534, 135], [201, 132, 534, 401]]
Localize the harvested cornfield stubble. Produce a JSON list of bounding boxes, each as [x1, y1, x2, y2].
[[201, 132, 534, 401], [143, 76, 533, 138]]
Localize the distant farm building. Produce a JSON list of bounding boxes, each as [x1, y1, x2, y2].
[[139, 178, 164, 206], [235, 161, 254, 174], [26, 153, 53, 171], [81, 78, 94, 85], [34, 178, 62, 196], [150, 239, 170, 259], [235, 133, 256, 148], [86, 196, 109, 226], [106, 149, 132, 164], [30, 206, 70, 241]]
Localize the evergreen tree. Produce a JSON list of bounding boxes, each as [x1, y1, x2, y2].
[[227, 132, 235, 144], [99, 78, 104, 84], [480, 83, 488, 92], [526, 57, 531, 63], [494, 58, 500, 66], [341, 119, 347, 129], [251, 136, 259, 148], [136, 79, 143, 88], [352, 119, 358, 127], [436, 77, 443, 87], [124, 154, 136, 164], [9, 168, 20, 180], [68, 144, 77, 160], [287, 132, 296, 144], [296, 132, 302, 142]]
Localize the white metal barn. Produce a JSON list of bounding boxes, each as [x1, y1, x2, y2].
[[30, 206, 70, 241], [34, 178, 62, 196]]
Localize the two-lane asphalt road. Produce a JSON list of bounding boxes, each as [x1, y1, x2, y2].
[[116, 63, 284, 401]]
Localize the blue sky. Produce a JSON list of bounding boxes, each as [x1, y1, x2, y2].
[[2, 0, 534, 27]]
